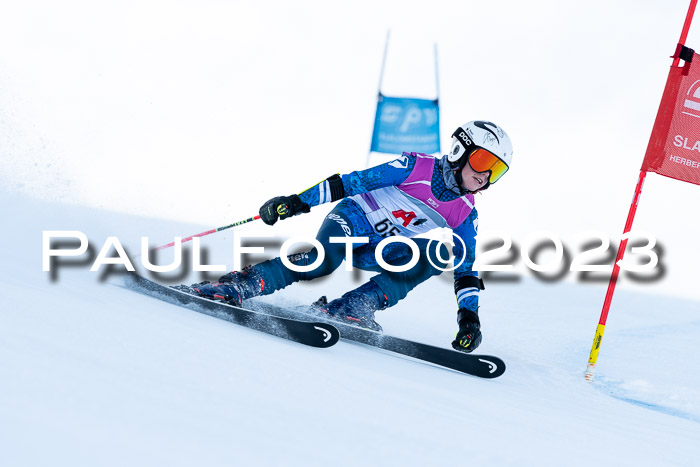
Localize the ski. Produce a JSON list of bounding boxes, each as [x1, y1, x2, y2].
[[123, 273, 340, 348], [247, 302, 505, 378]]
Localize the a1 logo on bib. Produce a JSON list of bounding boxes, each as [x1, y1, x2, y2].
[[392, 209, 417, 227]]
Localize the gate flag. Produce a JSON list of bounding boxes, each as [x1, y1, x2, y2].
[[642, 47, 700, 185], [585, 0, 698, 383], [369, 93, 440, 155]]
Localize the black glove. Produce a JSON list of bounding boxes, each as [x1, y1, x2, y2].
[[259, 194, 310, 226], [451, 308, 482, 353]]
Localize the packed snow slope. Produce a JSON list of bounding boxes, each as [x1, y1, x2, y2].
[[2, 189, 699, 467]]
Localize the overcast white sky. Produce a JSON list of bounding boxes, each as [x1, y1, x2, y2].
[[2, 0, 700, 300]]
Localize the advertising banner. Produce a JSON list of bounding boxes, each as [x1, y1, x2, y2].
[[369, 94, 440, 155]]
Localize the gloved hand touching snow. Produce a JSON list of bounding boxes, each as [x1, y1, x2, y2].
[[452, 308, 482, 353]]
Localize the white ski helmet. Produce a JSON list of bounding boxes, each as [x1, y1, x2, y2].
[[448, 120, 513, 186]]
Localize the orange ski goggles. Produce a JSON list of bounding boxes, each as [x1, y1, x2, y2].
[[467, 148, 509, 184]]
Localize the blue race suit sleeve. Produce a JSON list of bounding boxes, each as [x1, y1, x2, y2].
[[298, 152, 417, 207], [452, 208, 480, 312]]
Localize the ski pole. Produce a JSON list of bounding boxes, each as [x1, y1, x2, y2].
[[150, 174, 332, 252], [152, 215, 261, 251]]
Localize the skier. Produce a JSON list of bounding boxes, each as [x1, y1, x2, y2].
[[191, 121, 513, 353]]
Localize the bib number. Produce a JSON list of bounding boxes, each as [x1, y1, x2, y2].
[[374, 218, 400, 237]]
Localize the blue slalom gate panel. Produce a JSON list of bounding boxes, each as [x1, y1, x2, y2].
[[370, 94, 440, 155]]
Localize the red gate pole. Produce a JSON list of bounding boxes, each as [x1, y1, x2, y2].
[[584, 170, 646, 381], [673, 0, 698, 68], [584, 0, 697, 382]]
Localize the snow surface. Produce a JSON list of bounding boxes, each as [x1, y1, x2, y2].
[[2, 188, 700, 467]]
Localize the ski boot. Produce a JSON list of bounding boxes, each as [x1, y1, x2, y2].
[[312, 281, 388, 332], [170, 282, 207, 295], [170, 280, 242, 306], [185, 266, 266, 307]]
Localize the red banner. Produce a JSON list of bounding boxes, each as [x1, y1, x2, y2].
[[642, 52, 700, 185]]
